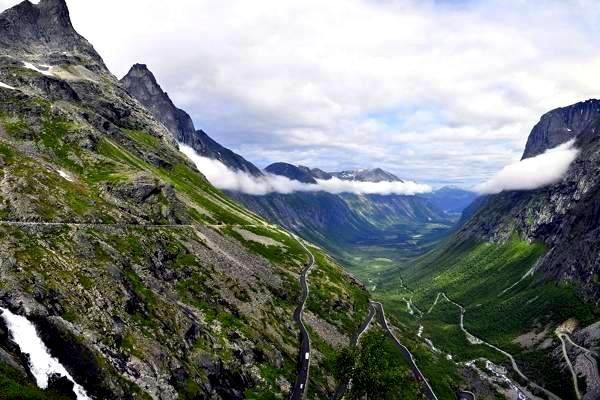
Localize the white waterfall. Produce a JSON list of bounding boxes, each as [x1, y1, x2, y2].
[[0, 307, 92, 400]]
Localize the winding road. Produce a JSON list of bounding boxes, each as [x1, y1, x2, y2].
[[0, 220, 193, 229], [563, 334, 599, 357], [353, 303, 376, 345], [289, 236, 316, 400], [372, 301, 439, 400], [456, 390, 476, 400], [429, 292, 562, 400], [558, 333, 581, 400]]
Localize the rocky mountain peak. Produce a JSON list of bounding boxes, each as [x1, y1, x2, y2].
[[265, 163, 317, 184], [310, 168, 332, 180], [522, 98, 600, 159], [37, 0, 70, 20], [121, 63, 196, 142], [0, 0, 106, 69], [333, 168, 403, 183], [122, 63, 179, 108], [122, 63, 264, 176]]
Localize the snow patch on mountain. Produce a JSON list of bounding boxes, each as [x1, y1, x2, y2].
[[23, 61, 54, 77], [0, 81, 15, 90]]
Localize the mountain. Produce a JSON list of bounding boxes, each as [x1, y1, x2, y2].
[[377, 99, 600, 400], [121, 64, 455, 275], [332, 168, 403, 183], [461, 98, 600, 301], [0, 0, 105, 71], [0, 1, 371, 399], [265, 162, 317, 184], [310, 167, 332, 180], [241, 164, 453, 276], [121, 63, 262, 176], [264, 164, 405, 185], [420, 186, 478, 216], [522, 99, 600, 159]]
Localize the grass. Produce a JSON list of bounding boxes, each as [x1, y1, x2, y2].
[[0, 362, 75, 400], [375, 234, 599, 400], [307, 249, 370, 335], [332, 330, 422, 400]]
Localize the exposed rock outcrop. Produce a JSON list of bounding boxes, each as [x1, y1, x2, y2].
[[0, 0, 106, 70], [522, 99, 600, 159], [120, 63, 263, 176]]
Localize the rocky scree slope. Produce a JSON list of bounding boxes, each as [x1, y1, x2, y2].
[[0, 1, 370, 399]]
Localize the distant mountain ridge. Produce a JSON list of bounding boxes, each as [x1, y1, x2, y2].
[[332, 168, 403, 183], [265, 162, 317, 183], [422, 186, 478, 216], [264, 162, 406, 184]]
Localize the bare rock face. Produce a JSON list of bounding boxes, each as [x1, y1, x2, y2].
[[522, 99, 600, 159], [121, 64, 263, 176], [265, 163, 318, 184], [47, 374, 77, 399], [120, 64, 196, 143], [0, 0, 106, 70]]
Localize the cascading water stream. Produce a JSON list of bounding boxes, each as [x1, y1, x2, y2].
[[0, 307, 91, 400]]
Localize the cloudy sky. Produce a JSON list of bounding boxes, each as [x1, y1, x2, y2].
[[3, 0, 600, 188]]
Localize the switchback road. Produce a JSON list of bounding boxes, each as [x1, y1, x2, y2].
[[430, 292, 561, 400], [289, 236, 316, 400]]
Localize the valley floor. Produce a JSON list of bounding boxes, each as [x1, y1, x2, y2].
[[367, 236, 600, 400]]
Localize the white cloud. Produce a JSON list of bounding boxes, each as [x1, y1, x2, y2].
[[315, 176, 432, 196], [474, 140, 579, 194], [1, 0, 600, 187], [180, 143, 431, 195]]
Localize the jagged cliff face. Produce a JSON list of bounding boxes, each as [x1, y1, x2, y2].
[[460, 99, 600, 302], [120, 64, 262, 176], [522, 99, 600, 159], [120, 64, 196, 144], [0, 1, 370, 399], [0, 0, 106, 70]]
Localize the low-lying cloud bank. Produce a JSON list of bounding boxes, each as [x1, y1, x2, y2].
[[475, 140, 579, 194], [180, 144, 431, 196]]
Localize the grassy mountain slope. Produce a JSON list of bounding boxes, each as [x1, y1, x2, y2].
[[376, 234, 599, 400], [0, 5, 370, 399]]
